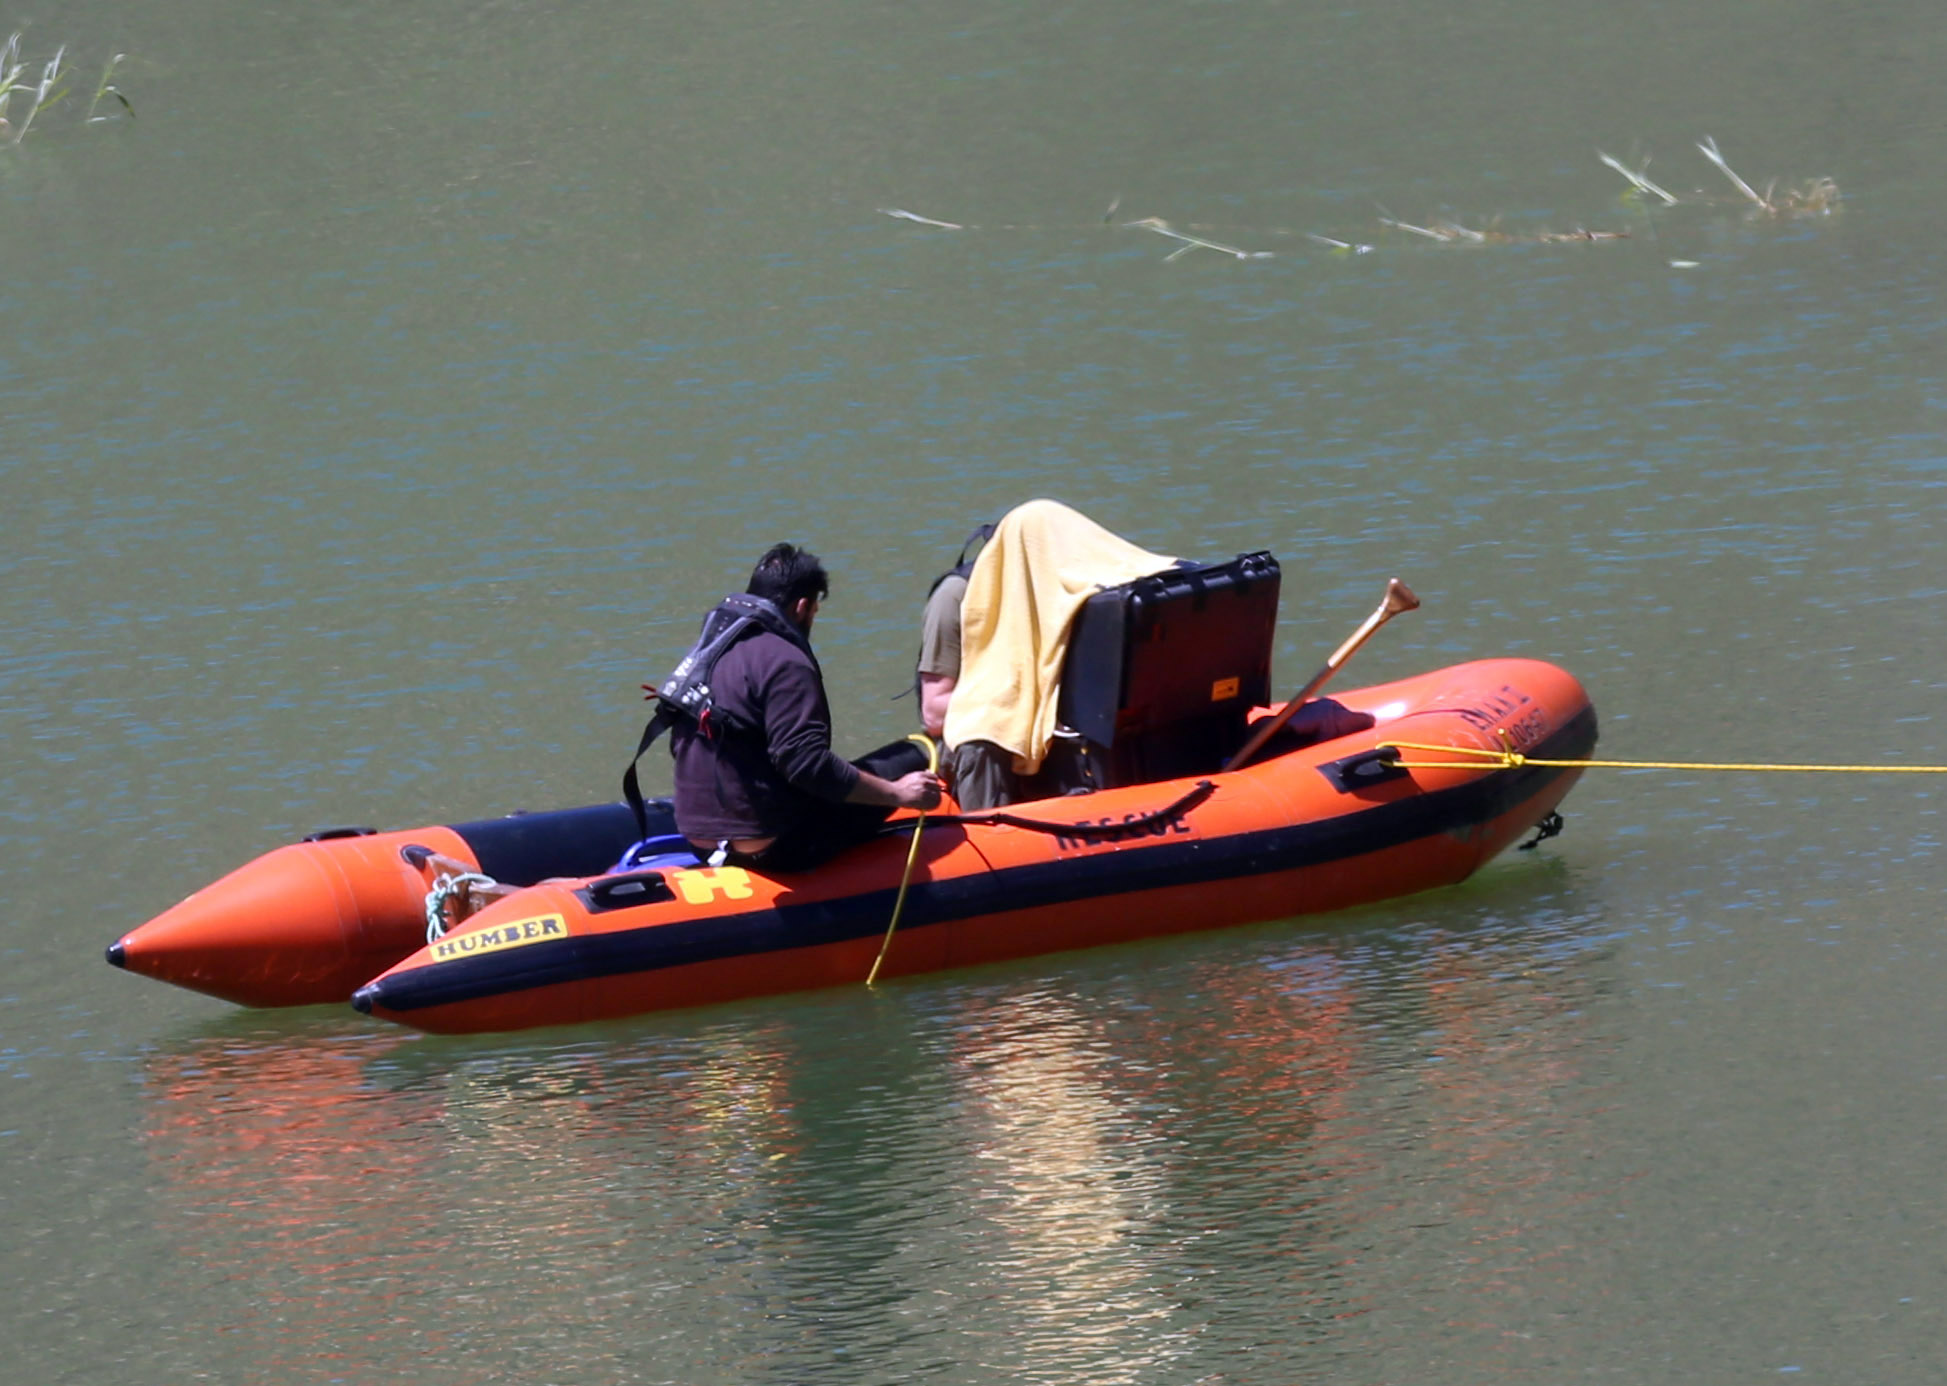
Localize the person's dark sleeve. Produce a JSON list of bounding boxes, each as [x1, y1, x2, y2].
[[758, 654, 862, 803]]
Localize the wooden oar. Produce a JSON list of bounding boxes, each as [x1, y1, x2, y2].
[[1224, 578, 1420, 772]]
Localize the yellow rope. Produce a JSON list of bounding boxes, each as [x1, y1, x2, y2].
[[1382, 739, 1947, 775], [867, 733, 941, 987]]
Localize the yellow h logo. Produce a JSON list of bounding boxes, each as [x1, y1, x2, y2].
[[669, 867, 756, 905]]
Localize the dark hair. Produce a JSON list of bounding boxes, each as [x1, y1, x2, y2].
[[746, 543, 829, 609]]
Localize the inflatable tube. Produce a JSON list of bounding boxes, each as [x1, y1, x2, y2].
[[107, 800, 666, 1007], [351, 659, 1596, 1035]]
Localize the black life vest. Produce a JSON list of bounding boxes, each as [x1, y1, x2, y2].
[[621, 593, 818, 837]]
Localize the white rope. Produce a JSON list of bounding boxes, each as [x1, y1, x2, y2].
[[424, 871, 498, 943]]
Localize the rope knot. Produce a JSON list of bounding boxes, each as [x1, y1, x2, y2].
[[425, 870, 499, 943]]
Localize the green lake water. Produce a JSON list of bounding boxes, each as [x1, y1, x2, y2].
[[4, 1, 1945, 1381]]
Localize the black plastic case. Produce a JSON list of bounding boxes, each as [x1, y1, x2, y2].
[[1056, 551, 1281, 787]]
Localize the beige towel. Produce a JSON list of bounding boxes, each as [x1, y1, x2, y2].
[[943, 499, 1175, 773]]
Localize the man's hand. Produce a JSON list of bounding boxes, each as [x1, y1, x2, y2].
[[889, 770, 944, 811], [847, 768, 945, 811]]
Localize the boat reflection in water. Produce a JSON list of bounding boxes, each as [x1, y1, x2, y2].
[[133, 889, 1607, 1379], [137, 1024, 455, 1375]]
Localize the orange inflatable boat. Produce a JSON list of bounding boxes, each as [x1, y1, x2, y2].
[[348, 656, 1596, 1035], [110, 556, 1596, 1029]]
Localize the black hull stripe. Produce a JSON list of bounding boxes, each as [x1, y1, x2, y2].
[[364, 709, 1596, 1014]]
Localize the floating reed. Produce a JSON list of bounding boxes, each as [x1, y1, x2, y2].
[[0, 34, 132, 145], [1697, 135, 1769, 208], [0, 32, 30, 140], [2, 36, 66, 145], [1122, 216, 1274, 262], [1597, 151, 1679, 206], [1777, 177, 1841, 215], [877, 133, 1833, 265], [86, 52, 131, 124], [1534, 227, 1629, 242], [878, 207, 965, 230], [1378, 215, 1491, 243], [1302, 231, 1374, 255], [1598, 137, 1839, 217], [1377, 214, 1626, 246]]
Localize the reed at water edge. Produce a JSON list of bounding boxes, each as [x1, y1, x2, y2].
[[0, 33, 132, 147]]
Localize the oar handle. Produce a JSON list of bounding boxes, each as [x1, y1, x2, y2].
[[1224, 578, 1419, 772]]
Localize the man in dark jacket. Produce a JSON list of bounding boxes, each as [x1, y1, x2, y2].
[[671, 543, 942, 872]]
